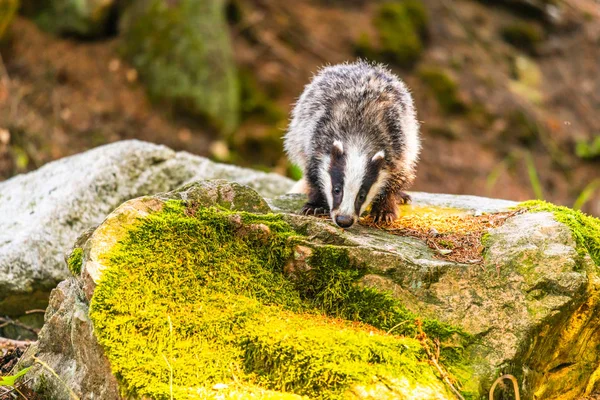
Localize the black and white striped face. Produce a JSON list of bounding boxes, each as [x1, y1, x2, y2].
[[321, 140, 388, 228]]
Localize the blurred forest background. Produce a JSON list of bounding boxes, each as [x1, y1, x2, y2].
[[0, 0, 599, 215]]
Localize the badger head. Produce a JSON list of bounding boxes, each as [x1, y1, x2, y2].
[[322, 140, 389, 228]]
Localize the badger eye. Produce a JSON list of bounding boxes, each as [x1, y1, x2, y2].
[[333, 187, 342, 195], [358, 192, 366, 201]]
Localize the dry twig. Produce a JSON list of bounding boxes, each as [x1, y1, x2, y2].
[[0, 337, 33, 349], [489, 374, 520, 400], [416, 321, 465, 400]]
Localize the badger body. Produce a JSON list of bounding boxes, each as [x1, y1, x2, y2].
[[284, 61, 421, 228]]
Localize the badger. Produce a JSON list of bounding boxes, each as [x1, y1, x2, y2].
[[284, 60, 421, 228]]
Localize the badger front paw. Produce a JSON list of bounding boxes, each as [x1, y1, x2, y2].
[[371, 195, 399, 224], [301, 203, 330, 216]]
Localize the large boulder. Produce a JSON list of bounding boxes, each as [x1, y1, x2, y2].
[[0, 140, 293, 318], [18, 180, 600, 399], [120, 0, 239, 135]]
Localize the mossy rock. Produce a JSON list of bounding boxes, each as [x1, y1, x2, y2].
[[355, 0, 428, 68], [162, 179, 271, 214], [50, 181, 472, 399], [120, 0, 239, 135], [20, 0, 116, 37], [21, 181, 600, 399]]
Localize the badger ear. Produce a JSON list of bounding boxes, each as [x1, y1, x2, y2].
[[331, 140, 344, 158], [371, 150, 385, 162]]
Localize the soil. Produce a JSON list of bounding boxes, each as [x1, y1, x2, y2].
[[1, 0, 599, 216]]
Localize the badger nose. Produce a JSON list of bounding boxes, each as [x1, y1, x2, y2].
[[335, 215, 354, 228]]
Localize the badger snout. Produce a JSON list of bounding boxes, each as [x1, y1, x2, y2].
[[334, 215, 355, 228]]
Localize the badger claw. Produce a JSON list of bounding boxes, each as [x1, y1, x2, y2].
[[301, 204, 330, 216], [398, 191, 412, 205], [372, 211, 397, 225], [371, 205, 398, 225]]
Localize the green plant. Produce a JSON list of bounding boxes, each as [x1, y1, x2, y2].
[[524, 151, 544, 200], [575, 136, 600, 160], [573, 180, 600, 211], [0, 367, 31, 387]]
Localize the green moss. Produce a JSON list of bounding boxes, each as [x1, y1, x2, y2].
[[575, 136, 600, 161], [438, 240, 455, 249], [520, 200, 600, 266], [238, 69, 285, 124], [418, 67, 466, 114], [295, 247, 470, 349], [481, 232, 491, 248], [67, 247, 83, 276], [90, 200, 474, 398], [244, 315, 440, 398], [355, 0, 428, 68], [501, 21, 544, 54]]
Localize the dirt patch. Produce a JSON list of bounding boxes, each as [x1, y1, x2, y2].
[[0, 17, 214, 180]]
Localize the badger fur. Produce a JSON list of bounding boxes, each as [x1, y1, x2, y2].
[[284, 61, 421, 228]]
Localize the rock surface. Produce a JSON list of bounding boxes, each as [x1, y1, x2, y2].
[[120, 0, 239, 134], [0, 140, 293, 317], [19, 180, 600, 399]]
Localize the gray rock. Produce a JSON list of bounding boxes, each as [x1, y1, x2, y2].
[[0, 140, 293, 316], [20, 279, 120, 399]]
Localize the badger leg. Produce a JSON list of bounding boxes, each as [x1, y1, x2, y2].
[[301, 186, 330, 216], [371, 189, 401, 224]]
